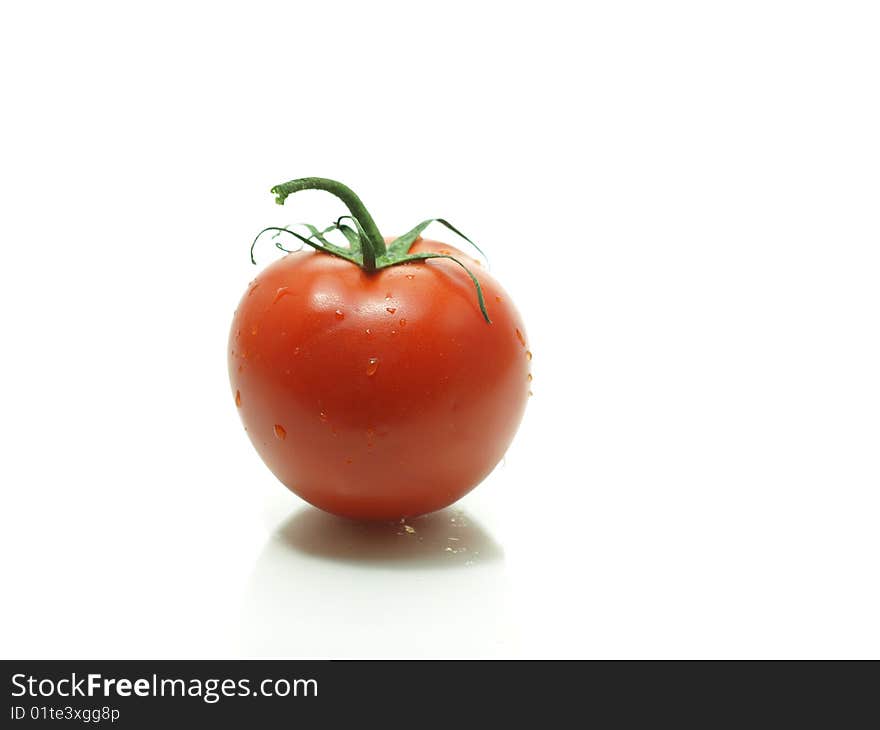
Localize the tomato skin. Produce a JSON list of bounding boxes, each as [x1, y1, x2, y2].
[[229, 238, 530, 520]]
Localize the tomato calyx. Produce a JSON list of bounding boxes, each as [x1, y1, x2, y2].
[[249, 176, 492, 323]]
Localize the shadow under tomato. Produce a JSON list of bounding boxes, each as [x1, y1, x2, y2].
[[273, 505, 503, 569], [240, 504, 514, 657]]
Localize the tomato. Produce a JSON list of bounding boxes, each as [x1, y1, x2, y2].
[[229, 178, 530, 520]]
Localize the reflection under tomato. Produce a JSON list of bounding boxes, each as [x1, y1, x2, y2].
[[240, 506, 516, 657]]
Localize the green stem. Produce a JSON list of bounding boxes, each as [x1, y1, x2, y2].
[[271, 177, 386, 270], [255, 177, 492, 324]]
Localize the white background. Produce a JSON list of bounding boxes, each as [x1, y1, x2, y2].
[[1, 1, 878, 659]]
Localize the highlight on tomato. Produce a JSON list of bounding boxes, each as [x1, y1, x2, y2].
[[229, 177, 531, 520]]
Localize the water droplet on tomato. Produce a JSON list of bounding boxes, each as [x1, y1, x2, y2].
[[274, 424, 287, 440], [365, 328, 372, 336], [250, 325, 258, 336], [386, 307, 397, 314], [366, 357, 379, 376], [399, 318, 407, 327], [334, 309, 344, 320], [273, 286, 291, 304], [385, 292, 393, 300], [527, 373, 533, 382], [319, 411, 328, 421], [405, 274, 415, 280], [526, 350, 533, 360], [496, 295, 502, 303], [515, 328, 525, 346], [235, 390, 241, 407]]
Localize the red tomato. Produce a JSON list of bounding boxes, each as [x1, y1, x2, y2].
[[230, 189, 530, 520]]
